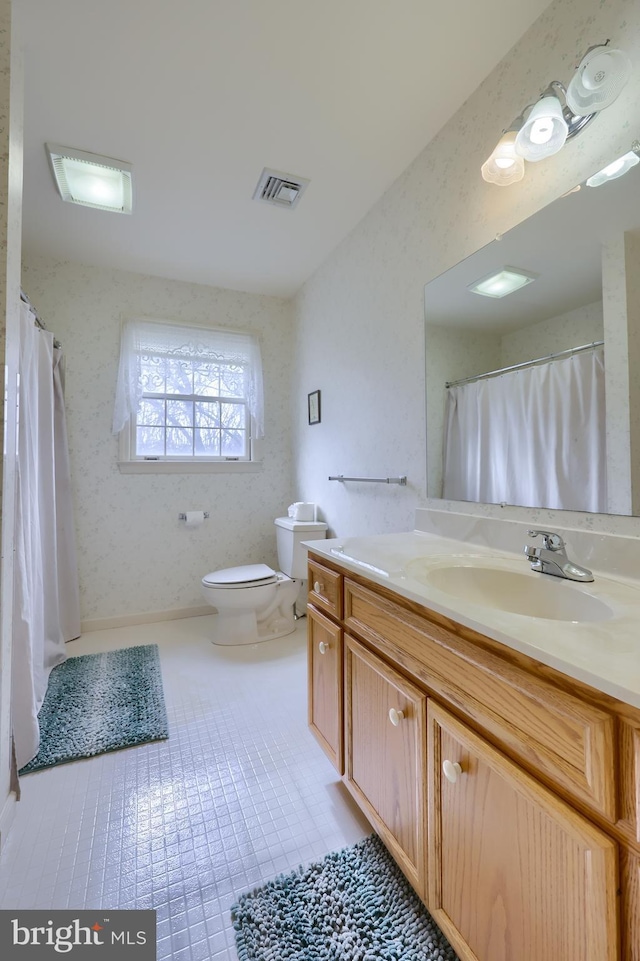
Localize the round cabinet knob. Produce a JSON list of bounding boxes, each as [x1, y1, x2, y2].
[[442, 759, 463, 784], [314, 581, 324, 594], [388, 708, 405, 726], [318, 641, 329, 654]]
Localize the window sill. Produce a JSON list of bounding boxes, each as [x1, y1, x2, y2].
[[118, 460, 263, 475]]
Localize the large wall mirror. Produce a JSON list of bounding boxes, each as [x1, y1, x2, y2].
[[425, 148, 640, 516]]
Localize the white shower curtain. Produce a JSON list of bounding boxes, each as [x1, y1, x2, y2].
[[442, 347, 607, 512], [12, 302, 81, 770]]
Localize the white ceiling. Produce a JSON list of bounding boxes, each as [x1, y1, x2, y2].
[[17, 0, 553, 298]]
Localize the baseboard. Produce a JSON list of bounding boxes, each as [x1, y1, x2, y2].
[[81, 605, 214, 634], [0, 790, 17, 852]]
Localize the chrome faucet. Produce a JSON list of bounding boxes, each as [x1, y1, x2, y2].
[[523, 529, 593, 582]]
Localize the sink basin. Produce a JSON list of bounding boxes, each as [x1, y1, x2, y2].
[[406, 561, 614, 623]]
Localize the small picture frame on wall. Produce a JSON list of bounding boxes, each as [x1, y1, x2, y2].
[[308, 390, 321, 425]]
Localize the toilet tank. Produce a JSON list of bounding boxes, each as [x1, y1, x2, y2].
[[274, 517, 328, 579]]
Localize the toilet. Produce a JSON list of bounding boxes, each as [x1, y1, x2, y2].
[[201, 517, 328, 645]]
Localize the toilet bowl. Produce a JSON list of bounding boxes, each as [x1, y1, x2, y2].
[[201, 517, 328, 646], [201, 563, 299, 645]]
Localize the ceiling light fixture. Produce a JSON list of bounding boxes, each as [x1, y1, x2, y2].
[[46, 143, 133, 213], [586, 144, 640, 187], [482, 41, 631, 186], [467, 267, 538, 299]]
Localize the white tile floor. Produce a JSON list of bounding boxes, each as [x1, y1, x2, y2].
[[0, 615, 371, 960]]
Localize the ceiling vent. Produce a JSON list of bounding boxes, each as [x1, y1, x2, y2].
[[253, 168, 310, 209]]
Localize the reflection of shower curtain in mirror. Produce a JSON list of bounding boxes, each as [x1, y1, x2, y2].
[[12, 302, 81, 770], [442, 347, 606, 512]]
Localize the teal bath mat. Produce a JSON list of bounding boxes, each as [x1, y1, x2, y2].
[[231, 834, 459, 960], [20, 644, 169, 774]]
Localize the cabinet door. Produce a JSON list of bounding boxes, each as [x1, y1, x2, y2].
[[620, 847, 640, 961], [307, 605, 343, 774], [345, 634, 427, 898], [428, 702, 618, 961]]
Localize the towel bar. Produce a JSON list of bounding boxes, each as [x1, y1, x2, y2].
[[328, 475, 407, 485]]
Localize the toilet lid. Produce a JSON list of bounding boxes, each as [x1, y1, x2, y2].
[[202, 563, 277, 588]]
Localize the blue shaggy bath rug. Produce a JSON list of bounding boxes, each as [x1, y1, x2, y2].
[[231, 834, 459, 960], [19, 644, 168, 774]]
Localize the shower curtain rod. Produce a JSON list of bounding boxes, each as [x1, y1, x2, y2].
[[445, 340, 604, 389], [20, 288, 61, 348]]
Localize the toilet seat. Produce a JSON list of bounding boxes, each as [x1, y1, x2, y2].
[[202, 563, 277, 590]]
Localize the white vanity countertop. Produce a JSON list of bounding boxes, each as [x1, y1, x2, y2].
[[304, 528, 640, 710]]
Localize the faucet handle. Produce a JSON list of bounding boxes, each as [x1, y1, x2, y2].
[[523, 543, 542, 562], [526, 529, 565, 552]]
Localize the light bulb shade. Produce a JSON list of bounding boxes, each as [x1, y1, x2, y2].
[[481, 131, 525, 185], [566, 46, 631, 114], [515, 96, 568, 161], [586, 150, 640, 187]]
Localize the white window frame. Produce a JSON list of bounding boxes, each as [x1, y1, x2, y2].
[[116, 319, 264, 474]]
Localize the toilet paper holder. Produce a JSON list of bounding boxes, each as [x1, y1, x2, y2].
[[178, 512, 210, 521]]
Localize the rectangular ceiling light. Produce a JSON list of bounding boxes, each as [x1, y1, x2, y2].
[[46, 143, 133, 214], [467, 266, 538, 298]]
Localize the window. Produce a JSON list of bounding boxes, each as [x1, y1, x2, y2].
[[113, 319, 264, 471]]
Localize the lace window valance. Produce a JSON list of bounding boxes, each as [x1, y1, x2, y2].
[[112, 318, 264, 441]]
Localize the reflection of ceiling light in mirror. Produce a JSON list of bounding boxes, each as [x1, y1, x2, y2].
[[586, 150, 640, 187], [468, 267, 539, 298], [46, 143, 133, 213]]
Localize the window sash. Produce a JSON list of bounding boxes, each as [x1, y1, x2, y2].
[[132, 391, 251, 461]]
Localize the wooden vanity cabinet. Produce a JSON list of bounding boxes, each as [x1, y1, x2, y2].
[[429, 701, 619, 961], [344, 634, 428, 899], [307, 604, 343, 774], [621, 847, 640, 961], [306, 553, 640, 961], [308, 558, 343, 619]]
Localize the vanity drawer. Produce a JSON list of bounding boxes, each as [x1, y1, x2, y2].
[[344, 578, 617, 822], [308, 559, 343, 619]]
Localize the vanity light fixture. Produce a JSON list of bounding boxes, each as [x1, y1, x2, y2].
[[46, 143, 133, 213], [565, 45, 632, 114], [480, 127, 525, 185], [514, 86, 569, 162], [482, 41, 631, 185], [467, 266, 538, 299], [586, 144, 640, 187]]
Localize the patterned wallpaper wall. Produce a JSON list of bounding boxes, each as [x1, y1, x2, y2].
[[22, 254, 295, 623], [500, 300, 603, 367], [627, 234, 640, 512], [292, 0, 640, 540]]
